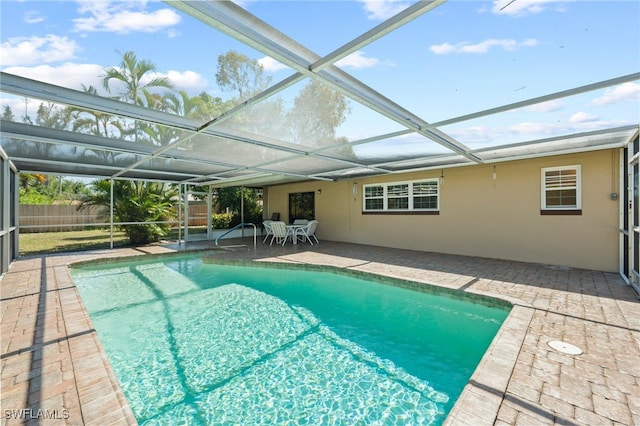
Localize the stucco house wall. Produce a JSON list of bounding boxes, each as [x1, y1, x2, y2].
[[264, 149, 621, 272]]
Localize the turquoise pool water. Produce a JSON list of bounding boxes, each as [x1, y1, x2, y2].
[[71, 256, 509, 425]]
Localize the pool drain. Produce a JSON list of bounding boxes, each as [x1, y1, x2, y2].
[[548, 340, 583, 355]]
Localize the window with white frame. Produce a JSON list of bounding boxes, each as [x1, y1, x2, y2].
[[363, 179, 439, 212], [541, 165, 581, 212]]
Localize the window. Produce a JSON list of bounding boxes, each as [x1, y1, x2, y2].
[[363, 179, 439, 213], [288, 192, 315, 222], [413, 181, 439, 209], [387, 184, 409, 210], [364, 185, 384, 210], [541, 165, 581, 214]]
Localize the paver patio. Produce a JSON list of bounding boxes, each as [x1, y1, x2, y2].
[[1, 239, 638, 425]]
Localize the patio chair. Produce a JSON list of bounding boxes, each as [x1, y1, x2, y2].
[[269, 221, 292, 246], [293, 219, 308, 225], [262, 220, 274, 243], [294, 220, 319, 245]]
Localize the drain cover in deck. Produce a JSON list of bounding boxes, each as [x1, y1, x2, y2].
[[548, 340, 583, 355]]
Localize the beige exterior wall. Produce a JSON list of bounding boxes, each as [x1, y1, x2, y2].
[[264, 149, 621, 272]]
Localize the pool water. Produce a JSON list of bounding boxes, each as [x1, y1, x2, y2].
[[71, 256, 509, 425]]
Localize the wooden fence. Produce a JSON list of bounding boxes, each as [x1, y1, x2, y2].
[[184, 204, 209, 227], [19, 203, 211, 233]]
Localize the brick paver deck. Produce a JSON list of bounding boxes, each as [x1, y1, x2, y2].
[[1, 239, 638, 425]]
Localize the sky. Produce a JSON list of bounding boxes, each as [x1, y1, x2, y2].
[[1, 0, 639, 151]]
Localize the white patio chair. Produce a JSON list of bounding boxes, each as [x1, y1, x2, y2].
[[269, 221, 292, 246], [295, 220, 319, 245], [293, 219, 308, 225], [262, 220, 274, 243]]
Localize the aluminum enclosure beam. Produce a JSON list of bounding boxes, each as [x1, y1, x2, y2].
[[429, 72, 640, 129], [0, 73, 198, 131]]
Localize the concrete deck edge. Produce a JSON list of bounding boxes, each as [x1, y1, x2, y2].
[[444, 305, 534, 425]]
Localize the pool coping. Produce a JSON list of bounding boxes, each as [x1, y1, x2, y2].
[[69, 251, 530, 425]]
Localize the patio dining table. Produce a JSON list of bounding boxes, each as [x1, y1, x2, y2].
[[286, 224, 306, 244]]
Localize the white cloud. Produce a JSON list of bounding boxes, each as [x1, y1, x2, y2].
[[163, 70, 209, 94], [590, 82, 640, 106], [72, 1, 181, 34], [508, 121, 564, 134], [3, 63, 106, 92], [526, 99, 564, 113], [24, 10, 46, 24], [569, 112, 598, 123], [257, 56, 288, 73], [449, 125, 500, 145], [492, 0, 568, 17], [430, 38, 538, 55], [0, 35, 79, 66], [336, 51, 382, 69], [358, 0, 412, 20]]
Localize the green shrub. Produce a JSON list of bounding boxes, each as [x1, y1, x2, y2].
[[211, 212, 233, 229], [19, 188, 54, 204]]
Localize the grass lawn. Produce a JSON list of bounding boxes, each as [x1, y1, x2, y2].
[[20, 229, 130, 256], [19, 228, 183, 256]]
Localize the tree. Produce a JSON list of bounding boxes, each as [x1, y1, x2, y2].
[[196, 91, 233, 120], [102, 50, 173, 106], [165, 90, 205, 119], [214, 51, 351, 154], [15, 101, 73, 160], [70, 85, 130, 138], [2, 105, 15, 121], [287, 80, 350, 146], [19, 174, 91, 205], [139, 90, 217, 148], [19, 173, 46, 190], [84, 180, 177, 245], [102, 51, 174, 144], [33, 102, 72, 130], [215, 187, 263, 226], [94, 52, 178, 245], [214, 51, 286, 165], [216, 51, 272, 102]]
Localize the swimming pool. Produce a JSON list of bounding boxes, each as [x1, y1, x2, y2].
[[71, 255, 510, 425]]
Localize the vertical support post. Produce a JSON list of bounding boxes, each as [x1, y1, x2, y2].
[[109, 178, 114, 249], [207, 185, 213, 241], [12, 168, 19, 263], [241, 186, 245, 239], [0, 157, 9, 274], [177, 184, 182, 245], [184, 186, 189, 242]]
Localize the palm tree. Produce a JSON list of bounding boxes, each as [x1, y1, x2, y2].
[[67, 85, 134, 166], [102, 51, 174, 144], [136, 89, 177, 146], [70, 85, 130, 138], [102, 50, 173, 106], [165, 90, 204, 118], [95, 52, 178, 245], [84, 179, 177, 245]]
